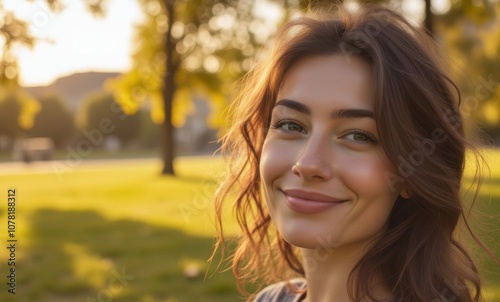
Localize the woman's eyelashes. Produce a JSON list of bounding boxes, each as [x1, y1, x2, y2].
[[343, 130, 378, 145], [270, 119, 378, 145], [271, 119, 307, 134]]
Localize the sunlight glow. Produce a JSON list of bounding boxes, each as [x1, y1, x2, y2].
[[3, 0, 452, 87], [3, 0, 143, 86]]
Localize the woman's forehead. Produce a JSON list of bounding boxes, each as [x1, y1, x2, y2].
[[276, 55, 375, 112]]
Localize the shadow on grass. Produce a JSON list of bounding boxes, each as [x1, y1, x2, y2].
[[1, 209, 238, 302]]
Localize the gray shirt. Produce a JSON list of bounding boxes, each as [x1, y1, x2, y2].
[[253, 279, 307, 302]]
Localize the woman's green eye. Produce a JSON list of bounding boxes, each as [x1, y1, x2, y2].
[[270, 121, 377, 145], [344, 131, 378, 144], [271, 120, 306, 134]]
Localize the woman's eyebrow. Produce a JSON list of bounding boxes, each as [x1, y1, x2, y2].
[[274, 98, 374, 119]]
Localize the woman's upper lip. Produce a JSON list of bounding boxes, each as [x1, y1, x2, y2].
[[281, 189, 345, 203]]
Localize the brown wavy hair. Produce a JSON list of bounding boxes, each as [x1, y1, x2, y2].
[[211, 3, 498, 301]]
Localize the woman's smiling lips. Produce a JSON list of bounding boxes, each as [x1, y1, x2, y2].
[[281, 189, 347, 213]]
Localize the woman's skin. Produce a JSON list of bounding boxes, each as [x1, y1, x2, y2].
[[259, 55, 409, 301]]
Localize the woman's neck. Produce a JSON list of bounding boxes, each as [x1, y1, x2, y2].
[[300, 241, 389, 302], [300, 244, 362, 302]]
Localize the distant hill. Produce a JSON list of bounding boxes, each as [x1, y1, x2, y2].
[[24, 71, 121, 112]]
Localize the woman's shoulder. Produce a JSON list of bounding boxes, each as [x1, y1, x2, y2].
[[252, 278, 307, 302]]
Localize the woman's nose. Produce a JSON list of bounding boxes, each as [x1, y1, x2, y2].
[[291, 136, 332, 181]]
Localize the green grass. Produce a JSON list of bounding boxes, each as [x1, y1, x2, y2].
[[0, 150, 498, 302], [0, 157, 240, 302], [464, 149, 500, 301]]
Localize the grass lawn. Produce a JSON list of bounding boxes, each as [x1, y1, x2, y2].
[[0, 150, 498, 302]]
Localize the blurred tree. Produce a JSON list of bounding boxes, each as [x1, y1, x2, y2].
[[0, 0, 107, 87], [424, 0, 433, 34], [297, 0, 388, 9], [296, 0, 438, 34], [78, 92, 141, 146], [0, 93, 21, 140], [0, 0, 107, 146], [294, 0, 494, 36], [26, 94, 74, 148], [108, 0, 280, 175], [435, 0, 500, 142], [0, 10, 33, 86], [136, 108, 160, 149], [0, 89, 39, 150]]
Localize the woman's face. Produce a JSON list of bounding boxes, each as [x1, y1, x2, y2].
[[260, 55, 405, 250]]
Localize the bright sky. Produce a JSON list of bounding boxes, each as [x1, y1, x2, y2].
[[4, 0, 143, 86], [3, 0, 450, 87]]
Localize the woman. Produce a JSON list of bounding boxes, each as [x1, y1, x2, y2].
[[212, 3, 497, 301]]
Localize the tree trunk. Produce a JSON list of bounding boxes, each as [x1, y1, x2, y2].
[[161, 0, 177, 175], [161, 75, 175, 175], [424, 0, 434, 35]]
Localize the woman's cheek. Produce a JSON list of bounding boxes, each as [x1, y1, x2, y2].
[[339, 151, 394, 194], [260, 138, 296, 181]]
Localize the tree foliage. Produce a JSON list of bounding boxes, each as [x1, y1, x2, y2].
[[0, 0, 107, 86], [436, 0, 500, 141], [0, 92, 22, 138], [26, 94, 74, 148], [0, 10, 34, 86], [108, 0, 282, 174], [0, 89, 39, 136], [0, 0, 107, 147], [78, 92, 141, 146], [109, 0, 274, 124]]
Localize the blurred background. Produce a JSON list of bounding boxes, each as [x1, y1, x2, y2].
[[0, 0, 498, 301]]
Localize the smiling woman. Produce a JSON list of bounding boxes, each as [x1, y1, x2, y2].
[[261, 55, 405, 255], [211, 3, 497, 302]]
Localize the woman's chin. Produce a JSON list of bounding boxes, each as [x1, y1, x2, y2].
[[279, 228, 342, 250]]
